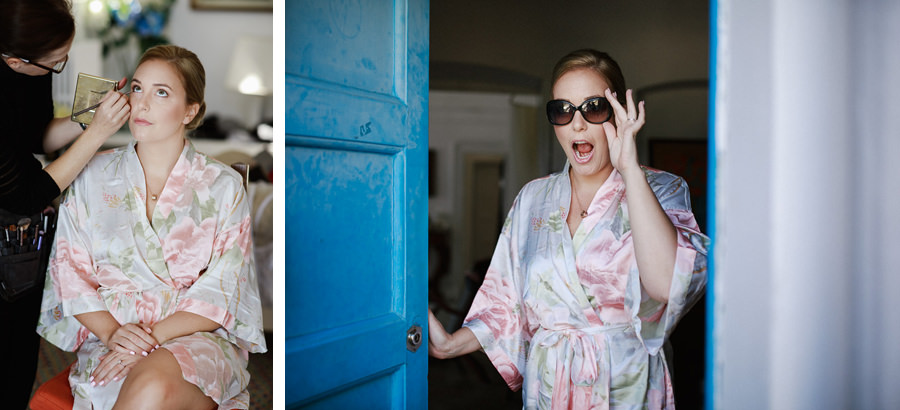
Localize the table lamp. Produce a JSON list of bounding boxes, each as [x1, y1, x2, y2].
[[225, 35, 273, 140]]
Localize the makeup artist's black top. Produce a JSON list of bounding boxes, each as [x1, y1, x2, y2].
[[0, 61, 61, 215]]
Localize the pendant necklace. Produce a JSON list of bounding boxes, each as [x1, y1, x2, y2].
[[149, 184, 161, 201], [571, 176, 589, 218], [148, 185, 160, 201]]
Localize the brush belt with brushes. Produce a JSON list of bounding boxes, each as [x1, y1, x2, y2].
[[0, 206, 56, 302]]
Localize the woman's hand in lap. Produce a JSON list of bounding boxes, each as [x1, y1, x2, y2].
[[106, 323, 159, 357], [90, 350, 141, 387]]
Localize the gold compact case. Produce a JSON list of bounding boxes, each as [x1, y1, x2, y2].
[[71, 73, 117, 125]]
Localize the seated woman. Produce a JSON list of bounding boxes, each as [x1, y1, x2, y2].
[[37, 45, 267, 410]]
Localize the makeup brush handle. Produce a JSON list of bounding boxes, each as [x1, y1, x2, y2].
[[72, 91, 130, 117], [72, 102, 103, 117]]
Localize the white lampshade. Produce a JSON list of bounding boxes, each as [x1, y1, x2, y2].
[[225, 35, 273, 96]]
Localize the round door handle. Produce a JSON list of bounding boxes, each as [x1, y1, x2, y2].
[[407, 325, 423, 352]]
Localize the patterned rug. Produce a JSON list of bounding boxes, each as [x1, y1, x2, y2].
[[31, 332, 273, 409]]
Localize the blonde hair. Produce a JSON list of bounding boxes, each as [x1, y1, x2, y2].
[[551, 49, 627, 106], [137, 45, 206, 130]]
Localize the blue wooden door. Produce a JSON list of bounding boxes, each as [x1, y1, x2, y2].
[[284, 0, 429, 408]]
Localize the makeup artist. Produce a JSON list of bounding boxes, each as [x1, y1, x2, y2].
[[0, 0, 129, 407]]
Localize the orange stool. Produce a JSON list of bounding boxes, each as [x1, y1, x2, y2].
[[29, 364, 74, 410], [30, 364, 243, 409]]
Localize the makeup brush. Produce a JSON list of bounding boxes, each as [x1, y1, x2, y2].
[[72, 91, 131, 117], [17, 217, 30, 247]]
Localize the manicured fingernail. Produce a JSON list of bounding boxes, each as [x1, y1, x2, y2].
[[155, 344, 160, 348], [130, 351, 135, 355], [114, 376, 119, 381], [99, 380, 106, 386], [142, 351, 148, 356], [90, 376, 94, 382], [91, 381, 96, 387]]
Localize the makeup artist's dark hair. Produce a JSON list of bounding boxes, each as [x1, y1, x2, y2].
[[0, 0, 74, 60], [551, 49, 627, 106], [137, 45, 207, 130]]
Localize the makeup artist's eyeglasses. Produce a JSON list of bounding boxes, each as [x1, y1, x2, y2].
[[1, 53, 68, 74], [546, 97, 612, 126]]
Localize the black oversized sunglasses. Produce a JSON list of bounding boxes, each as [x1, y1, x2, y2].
[[546, 96, 612, 126]]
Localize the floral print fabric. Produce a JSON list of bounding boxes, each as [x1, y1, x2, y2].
[[463, 162, 709, 410], [37, 140, 267, 410]]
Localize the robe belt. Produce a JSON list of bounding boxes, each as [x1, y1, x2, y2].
[[534, 324, 630, 387]]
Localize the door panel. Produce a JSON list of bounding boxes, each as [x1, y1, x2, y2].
[[286, 1, 403, 98], [286, 142, 398, 338], [303, 372, 401, 410], [284, 0, 429, 408]]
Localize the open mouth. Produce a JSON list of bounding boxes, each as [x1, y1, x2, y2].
[[572, 141, 594, 163]]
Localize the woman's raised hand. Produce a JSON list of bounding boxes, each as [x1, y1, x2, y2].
[[105, 323, 159, 357], [603, 88, 646, 176]]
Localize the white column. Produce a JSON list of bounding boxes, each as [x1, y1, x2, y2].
[[716, 0, 900, 408], [713, 1, 777, 407], [852, 2, 900, 409], [769, 1, 853, 408]]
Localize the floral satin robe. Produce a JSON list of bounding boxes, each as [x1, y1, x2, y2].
[[37, 141, 267, 410], [463, 162, 709, 410]]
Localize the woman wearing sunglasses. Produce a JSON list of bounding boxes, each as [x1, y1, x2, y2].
[[428, 49, 709, 409], [0, 0, 129, 407]]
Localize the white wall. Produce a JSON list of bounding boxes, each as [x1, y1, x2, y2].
[[428, 90, 541, 314], [68, 0, 272, 128], [715, 0, 900, 408], [167, 0, 272, 128], [429, 91, 535, 222], [63, 0, 271, 132]]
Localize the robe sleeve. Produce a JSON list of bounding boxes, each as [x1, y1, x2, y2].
[[173, 169, 267, 353], [37, 180, 103, 352], [462, 194, 531, 391], [634, 171, 710, 355]]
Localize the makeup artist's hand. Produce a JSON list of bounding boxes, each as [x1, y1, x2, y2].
[[90, 350, 141, 387], [603, 88, 645, 176], [105, 322, 159, 357], [86, 88, 130, 137]]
